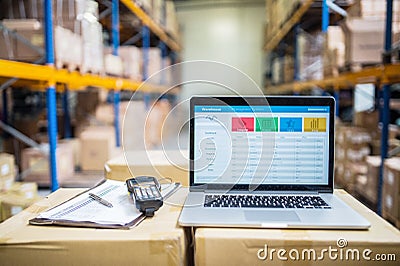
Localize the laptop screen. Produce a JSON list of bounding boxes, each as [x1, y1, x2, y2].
[[190, 96, 335, 192]]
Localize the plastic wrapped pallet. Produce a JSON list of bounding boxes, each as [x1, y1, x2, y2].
[[119, 46, 143, 81], [55, 25, 82, 71], [297, 31, 325, 81], [81, 19, 104, 74], [104, 53, 124, 77], [76, 0, 103, 74]]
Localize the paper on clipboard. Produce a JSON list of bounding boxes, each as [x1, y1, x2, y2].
[[29, 179, 180, 229]]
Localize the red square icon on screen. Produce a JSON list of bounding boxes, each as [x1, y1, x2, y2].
[[232, 117, 254, 132]]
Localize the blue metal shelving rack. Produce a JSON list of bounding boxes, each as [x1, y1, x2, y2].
[[34, 0, 180, 190], [267, 0, 396, 217]]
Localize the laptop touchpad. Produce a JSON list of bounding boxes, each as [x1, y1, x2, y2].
[[244, 210, 300, 222]]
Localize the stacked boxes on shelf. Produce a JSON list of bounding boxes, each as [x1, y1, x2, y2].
[[0, 153, 41, 222], [335, 126, 371, 193], [0, 19, 44, 62], [341, 0, 400, 67], [265, 0, 301, 40], [0, 0, 179, 78], [354, 156, 381, 207], [0, 153, 16, 191], [165, 0, 180, 42], [382, 157, 400, 228]]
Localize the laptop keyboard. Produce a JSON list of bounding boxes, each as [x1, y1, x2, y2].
[[204, 194, 331, 209]]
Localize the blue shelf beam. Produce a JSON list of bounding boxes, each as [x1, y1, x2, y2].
[[44, 0, 59, 192], [142, 25, 150, 108], [377, 0, 393, 216], [112, 0, 121, 147]]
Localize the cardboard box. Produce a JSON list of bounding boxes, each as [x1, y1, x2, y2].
[[0, 153, 15, 178], [336, 126, 372, 146], [0, 187, 187, 265], [8, 182, 38, 199], [95, 101, 130, 126], [355, 156, 381, 204], [341, 18, 399, 64], [79, 126, 118, 171], [105, 150, 189, 186], [353, 110, 379, 133], [59, 138, 81, 168], [195, 189, 400, 266], [336, 162, 367, 193], [0, 19, 44, 62], [383, 157, 400, 219], [0, 175, 15, 192], [21, 143, 74, 186], [0, 193, 41, 222]]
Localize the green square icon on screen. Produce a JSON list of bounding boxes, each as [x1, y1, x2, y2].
[[255, 117, 278, 132]]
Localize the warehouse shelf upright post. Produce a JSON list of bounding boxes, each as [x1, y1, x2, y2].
[[44, 0, 59, 191], [142, 25, 150, 108], [112, 0, 121, 148]]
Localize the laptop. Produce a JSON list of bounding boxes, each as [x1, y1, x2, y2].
[[178, 96, 370, 229]]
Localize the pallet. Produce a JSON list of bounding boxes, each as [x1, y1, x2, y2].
[[55, 60, 80, 73], [382, 209, 400, 229]]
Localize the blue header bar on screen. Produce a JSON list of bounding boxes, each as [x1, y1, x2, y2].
[[194, 106, 330, 113]]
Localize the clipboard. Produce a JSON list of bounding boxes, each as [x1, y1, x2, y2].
[[29, 179, 181, 229]]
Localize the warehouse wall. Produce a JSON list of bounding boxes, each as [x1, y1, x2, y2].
[[176, 3, 265, 102]]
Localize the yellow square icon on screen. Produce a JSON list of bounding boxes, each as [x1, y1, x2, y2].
[[304, 118, 326, 132]]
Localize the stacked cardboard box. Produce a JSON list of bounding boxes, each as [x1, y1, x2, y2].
[[341, 18, 389, 65], [21, 143, 74, 186], [0, 0, 104, 73], [0, 19, 44, 62], [0, 153, 41, 222], [324, 26, 345, 77], [79, 126, 121, 171], [342, 0, 400, 65], [0, 182, 41, 222], [265, 0, 301, 39], [382, 157, 400, 228], [165, 0, 180, 42], [335, 126, 371, 192], [354, 109, 399, 155], [355, 156, 381, 205], [348, 0, 400, 26], [0, 153, 16, 191]]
